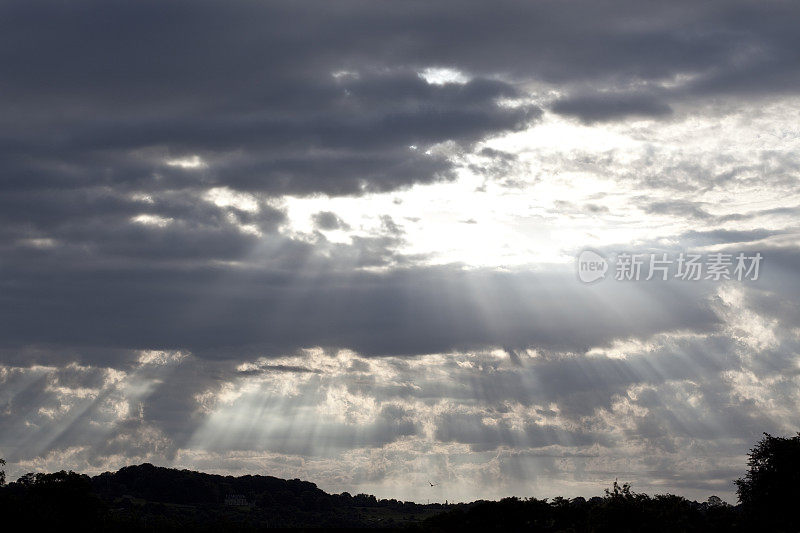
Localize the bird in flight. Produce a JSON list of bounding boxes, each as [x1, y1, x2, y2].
[[428, 481, 439, 487]]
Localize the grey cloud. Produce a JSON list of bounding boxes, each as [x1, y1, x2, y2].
[[2, 0, 799, 201], [584, 204, 610, 214], [551, 201, 610, 217], [641, 199, 714, 220], [0, 0, 797, 366], [0, 263, 721, 365], [718, 206, 800, 223], [312, 211, 350, 231], [468, 148, 522, 185], [238, 364, 321, 376], [551, 92, 673, 123], [679, 228, 791, 247], [434, 413, 612, 452], [2, 314, 796, 500]]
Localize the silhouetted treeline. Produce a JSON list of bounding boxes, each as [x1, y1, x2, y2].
[[0, 432, 798, 531], [422, 483, 739, 532]]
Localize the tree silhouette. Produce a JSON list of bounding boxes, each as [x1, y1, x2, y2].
[[0, 458, 5, 486], [735, 432, 800, 531], [604, 479, 636, 500], [706, 495, 724, 507]]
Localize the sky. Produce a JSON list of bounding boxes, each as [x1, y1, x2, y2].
[[1, 0, 799, 503]]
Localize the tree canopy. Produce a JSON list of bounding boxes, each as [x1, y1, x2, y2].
[[735, 432, 800, 531]]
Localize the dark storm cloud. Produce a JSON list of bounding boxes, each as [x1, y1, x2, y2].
[[1, 0, 798, 198], [0, 256, 721, 366], [0, 0, 541, 198], [550, 92, 673, 123], [1, 0, 797, 363]]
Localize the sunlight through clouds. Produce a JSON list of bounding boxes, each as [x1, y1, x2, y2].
[[2, 0, 800, 508]]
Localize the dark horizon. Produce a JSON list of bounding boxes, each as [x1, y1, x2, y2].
[[0, 457, 742, 507], [4, 432, 799, 531]]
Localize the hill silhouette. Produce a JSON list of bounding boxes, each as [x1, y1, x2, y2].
[[1, 432, 798, 531], [2, 463, 440, 530]]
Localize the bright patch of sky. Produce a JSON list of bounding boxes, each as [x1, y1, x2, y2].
[[282, 99, 800, 269]]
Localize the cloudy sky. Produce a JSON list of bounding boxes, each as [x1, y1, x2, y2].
[[1, 0, 799, 503]]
